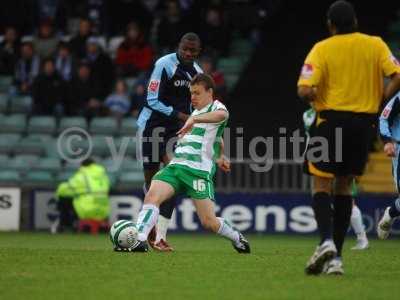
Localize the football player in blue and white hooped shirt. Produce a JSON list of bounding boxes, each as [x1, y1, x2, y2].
[[378, 90, 400, 239], [136, 33, 202, 251]]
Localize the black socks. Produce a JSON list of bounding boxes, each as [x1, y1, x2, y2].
[[333, 195, 353, 257], [312, 192, 333, 244]]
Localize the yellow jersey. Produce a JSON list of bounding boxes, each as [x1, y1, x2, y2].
[[298, 32, 400, 113]]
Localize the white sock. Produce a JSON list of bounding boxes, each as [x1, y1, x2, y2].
[[136, 204, 159, 241], [156, 215, 170, 242], [217, 217, 240, 243], [351, 205, 366, 238]]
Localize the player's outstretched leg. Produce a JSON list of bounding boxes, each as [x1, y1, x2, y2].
[[134, 180, 175, 252], [350, 204, 369, 250], [377, 200, 400, 239], [193, 199, 250, 254]]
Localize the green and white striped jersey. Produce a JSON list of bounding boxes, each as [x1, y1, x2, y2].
[[169, 100, 228, 179]]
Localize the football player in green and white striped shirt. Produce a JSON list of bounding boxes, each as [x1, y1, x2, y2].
[[130, 73, 250, 253]]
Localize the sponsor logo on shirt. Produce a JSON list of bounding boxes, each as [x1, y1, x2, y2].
[[174, 79, 190, 87], [382, 107, 391, 118], [301, 63, 314, 79], [148, 80, 160, 92]]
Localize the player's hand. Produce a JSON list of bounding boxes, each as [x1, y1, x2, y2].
[[177, 112, 189, 122], [177, 117, 195, 138], [384, 142, 396, 157], [216, 155, 231, 173]]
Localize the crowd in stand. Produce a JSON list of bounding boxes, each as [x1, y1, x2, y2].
[[0, 0, 265, 119]]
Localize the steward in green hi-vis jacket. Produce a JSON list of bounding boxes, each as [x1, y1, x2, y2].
[[56, 158, 110, 220]]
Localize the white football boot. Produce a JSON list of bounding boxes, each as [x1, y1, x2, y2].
[[323, 257, 344, 275], [305, 239, 337, 275], [351, 233, 369, 250], [377, 207, 394, 240]]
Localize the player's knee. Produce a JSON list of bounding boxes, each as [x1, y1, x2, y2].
[[335, 176, 353, 195], [312, 176, 333, 195]]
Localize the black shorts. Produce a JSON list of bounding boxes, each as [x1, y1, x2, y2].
[[139, 125, 179, 170], [304, 110, 376, 177]]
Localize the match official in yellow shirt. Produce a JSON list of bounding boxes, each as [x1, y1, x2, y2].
[[297, 0, 400, 275]]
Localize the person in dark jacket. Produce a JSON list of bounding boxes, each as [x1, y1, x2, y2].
[[66, 61, 103, 118], [32, 58, 66, 115], [0, 26, 20, 75], [85, 36, 114, 99]]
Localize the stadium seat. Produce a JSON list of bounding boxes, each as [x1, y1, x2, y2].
[[217, 58, 244, 73], [120, 117, 139, 136], [118, 171, 144, 188], [56, 170, 75, 182], [29, 133, 54, 142], [0, 114, 26, 133], [89, 117, 118, 135], [9, 95, 33, 114], [0, 93, 9, 113], [230, 39, 253, 56], [8, 154, 40, 172], [35, 157, 62, 173], [15, 135, 46, 155], [91, 135, 111, 157], [45, 136, 85, 160], [24, 171, 54, 187], [28, 116, 57, 134], [0, 133, 21, 154], [0, 154, 9, 167], [0, 76, 12, 93], [224, 74, 240, 90], [389, 21, 400, 34], [0, 170, 21, 184], [120, 157, 142, 172], [113, 136, 137, 157], [58, 116, 88, 133], [63, 160, 81, 171]]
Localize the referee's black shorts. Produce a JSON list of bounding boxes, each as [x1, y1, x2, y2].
[[304, 110, 376, 178], [139, 125, 179, 170]]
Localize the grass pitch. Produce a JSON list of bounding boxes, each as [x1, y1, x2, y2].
[[0, 232, 399, 300]]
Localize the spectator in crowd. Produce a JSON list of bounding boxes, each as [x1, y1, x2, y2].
[[108, 0, 153, 37], [200, 56, 227, 102], [55, 41, 75, 81], [130, 71, 149, 117], [70, 18, 92, 59], [35, 0, 68, 33], [33, 21, 59, 59], [32, 58, 66, 115], [104, 79, 131, 120], [115, 22, 154, 77], [0, 26, 20, 75], [85, 37, 114, 98], [199, 7, 230, 57], [157, 0, 189, 53], [0, 0, 36, 36], [14, 41, 40, 94], [67, 62, 103, 118], [85, 0, 109, 35]]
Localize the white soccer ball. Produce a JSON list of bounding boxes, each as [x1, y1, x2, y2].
[[110, 220, 139, 249]]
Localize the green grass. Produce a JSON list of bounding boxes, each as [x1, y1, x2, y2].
[[0, 233, 399, 300]]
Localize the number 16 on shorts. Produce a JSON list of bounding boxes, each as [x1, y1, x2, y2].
[[193, 179, 206, 192]]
